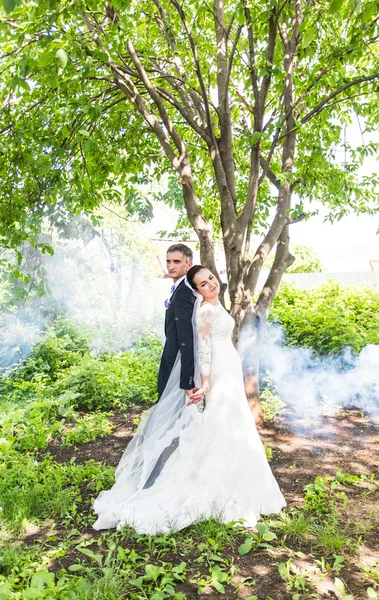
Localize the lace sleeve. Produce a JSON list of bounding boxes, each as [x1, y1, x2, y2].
[[197, 304, 215, 377]]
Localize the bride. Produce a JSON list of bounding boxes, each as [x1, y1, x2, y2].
[[93, 266, 286, 533]]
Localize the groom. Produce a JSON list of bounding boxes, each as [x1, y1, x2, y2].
[[143, 244, 203, 489], [158, 243, 203, 403]]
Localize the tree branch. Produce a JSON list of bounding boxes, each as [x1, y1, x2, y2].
[[214, 0, 236, 205], [81, 11, 178, 167], [259, 7, 278, 111], [152, 0, 207, 130], [260, 156, 280, 190], [126, 39, 185, 156], [168, 0, 214, 137], [242, 0, 259, 102], [301, 74, 379, 124], [0, 34, 44, 60], [155, 86, 211, 143], [226, 25, 242, 91], [245, 190, 290, 295], [255, 223, 294, 316]]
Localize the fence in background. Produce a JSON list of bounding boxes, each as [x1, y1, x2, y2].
[[281, 271, 379, 290]]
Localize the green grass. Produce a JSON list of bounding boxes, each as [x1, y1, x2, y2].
[[0, 454, 115, 533]]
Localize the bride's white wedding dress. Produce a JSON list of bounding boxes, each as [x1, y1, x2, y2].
[[93, 302, 286, 534]]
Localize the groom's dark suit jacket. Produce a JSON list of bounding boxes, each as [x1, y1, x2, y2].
[[158, 279, 196, 396]]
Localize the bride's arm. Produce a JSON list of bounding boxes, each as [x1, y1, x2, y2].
[[197, 304, 214, 393], [200, 375, 211, 394], [186, 304, 214, 406]]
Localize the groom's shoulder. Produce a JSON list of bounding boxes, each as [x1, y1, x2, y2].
[[174, 280, 196, 302]]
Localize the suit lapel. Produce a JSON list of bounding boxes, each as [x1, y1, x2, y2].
[[171, 278, 184, 301]]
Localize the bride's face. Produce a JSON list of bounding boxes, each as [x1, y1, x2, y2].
[[193, 268, 220, 300]]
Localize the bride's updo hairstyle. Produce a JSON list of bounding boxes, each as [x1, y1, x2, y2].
[[187, 265, 206, 290]]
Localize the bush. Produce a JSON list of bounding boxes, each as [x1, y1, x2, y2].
[[270, 281, 379, 355], [16, 318, 90, 381], [53, 348, 159, 411], [1, 324, 162, 421]]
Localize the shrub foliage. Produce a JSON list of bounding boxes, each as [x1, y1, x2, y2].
[[1, 320, 161, 412], [270, 281, 379, 354]]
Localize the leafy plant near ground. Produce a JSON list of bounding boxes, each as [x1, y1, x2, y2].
[[260, 374, 286, 423], [0, 453, 115, 533], [270, 281, 379, 354]]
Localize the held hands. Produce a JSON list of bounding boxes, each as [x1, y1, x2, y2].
[[185, 381, 210, 407], [185, 387, 203, 406]]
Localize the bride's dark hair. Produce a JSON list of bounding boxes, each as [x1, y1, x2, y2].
[[187, 265, 206, 290]]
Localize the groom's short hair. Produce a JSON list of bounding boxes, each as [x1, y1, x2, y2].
[[167, 243, 193, 261]]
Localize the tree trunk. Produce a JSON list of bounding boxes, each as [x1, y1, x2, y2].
[[238, 307, 265, 424]]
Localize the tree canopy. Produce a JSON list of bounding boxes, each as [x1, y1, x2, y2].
[[1, 0, 379, 330]]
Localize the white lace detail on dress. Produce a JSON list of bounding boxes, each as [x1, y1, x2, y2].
[[198, 304, 216, 376]]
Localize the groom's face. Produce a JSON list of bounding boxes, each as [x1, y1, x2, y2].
[[166, 251, 192, 282]]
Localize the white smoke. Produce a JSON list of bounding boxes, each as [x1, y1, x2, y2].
[[0, 233, 168, 371], [0, 315, 42, 371], [44, 235, 167, 354], [259, 324, 379, 429]]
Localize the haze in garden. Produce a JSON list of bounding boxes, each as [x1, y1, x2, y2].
[[1, 0, 379, 595]]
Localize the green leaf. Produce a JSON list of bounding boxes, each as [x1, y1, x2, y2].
[[10, 76, 20, 91], [257, 523, 277, 541], [62, 125, 71, 138], [164, 584, 175, 596], [238, 537, 254, 555], [334, 578, 354, 598], [30, 571, 55, 588], [278, 563, 288, 578], [38, 51, 55, 68], [85, 139, 94, 153], [37, 153, 53, 175], [212, 581, 225, 593], [363, 4, 377, 22], [145, 563, 161, 581], [236, 6, 245, 25], [129, 578, 144, 588], [172, 562, 186, 574], [78, 547, 102, 565], [3, 0, 16, 13], [367, 588, 378, 600], [78, 129, 90, 137], [250, 132, 261, 146], [93, 48, 110, 63], [23, 590, 42, 599], [150, 593, 167, 600], [329, 0, 344, 12], [256, 523, 268, 536], [18, 78, 30, 91], [68, 564, 83, 571], [56, 48, 68, 69], [302, 26, 317, 48]]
